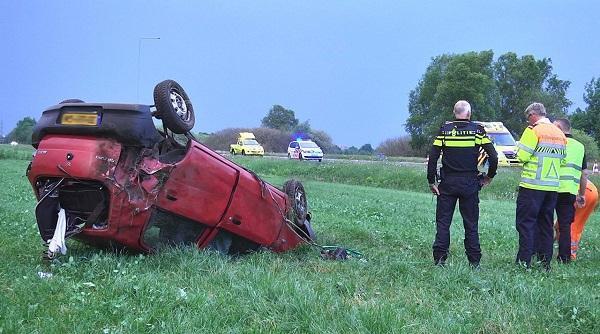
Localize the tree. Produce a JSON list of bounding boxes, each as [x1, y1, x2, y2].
[[494, 53, 571, 135], [358, 144, 374, 155], [8, 117, 36, 144], [406, 51, 572, 154], [571, 128, 599, 162], [293, 120, 311, 134], [571, 78, 600, 146], [261, 105, 299, 131], [406, 51, 497, 154], [308, 129, 334, 153]]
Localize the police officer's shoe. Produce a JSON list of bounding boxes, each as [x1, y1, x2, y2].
[[469, 262, 481, 270], [434, 259, 446, 267]]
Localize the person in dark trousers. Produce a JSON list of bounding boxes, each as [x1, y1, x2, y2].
[[551, 118, 587, 263], [515, 103, 566, 270], [427, 100, 498, 267]]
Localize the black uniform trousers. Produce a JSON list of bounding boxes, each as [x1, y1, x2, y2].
[[555, 193, 576, 262], [515, 187, 557, 266], [433, 175, 481, 264]]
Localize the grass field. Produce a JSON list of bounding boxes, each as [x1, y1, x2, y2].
[[1, 158, 599, 333]]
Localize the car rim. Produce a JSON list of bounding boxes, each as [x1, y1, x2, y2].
[[169, 89, 190, 122], [294, 186, 306, 219]]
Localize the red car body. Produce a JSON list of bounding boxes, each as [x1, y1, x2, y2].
[[28, 101, 313, 255]]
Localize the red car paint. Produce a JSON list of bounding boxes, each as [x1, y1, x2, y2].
[[29, 109, 312, 255]]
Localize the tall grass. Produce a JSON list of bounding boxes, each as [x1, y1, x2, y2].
[[233, 157, 534, 201], [0, 144, 33, 160], [1, 159, 598, 333]]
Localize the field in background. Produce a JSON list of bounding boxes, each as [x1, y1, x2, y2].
[[1, 157, 599, 333], [0, 144, 33, 160]]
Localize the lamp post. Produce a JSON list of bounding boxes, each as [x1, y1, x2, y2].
[[136, 37, 160, 102]]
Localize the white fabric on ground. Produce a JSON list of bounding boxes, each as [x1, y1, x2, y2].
[[48, 208, 67, 255]]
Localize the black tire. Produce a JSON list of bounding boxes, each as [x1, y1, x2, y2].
[[241, 150, 246, 156], [283, 179, 307, 226], [153, 80, 195, 134], [318, 159, 322, 162], [287, 153, 291, 159], [230, 149, 236, 155], [299, 153, 304, 161], [59, 99, 85, 104]]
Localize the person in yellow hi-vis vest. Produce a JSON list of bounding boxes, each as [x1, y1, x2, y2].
[[515, 102, 566, 270], [551, 118, 587, 263]]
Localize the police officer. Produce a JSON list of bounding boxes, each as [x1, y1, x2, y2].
[[427, 100, 498, 267], [515, 102, 566, 270], [552, 118, 587, 263]]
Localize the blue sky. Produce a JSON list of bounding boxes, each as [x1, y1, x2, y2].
[[1, 1, 598, 146]]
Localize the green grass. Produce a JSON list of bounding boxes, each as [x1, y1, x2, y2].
[[1, 159, 599, 333], [0, 144, 34, 160], [233, 157, 600, 202]]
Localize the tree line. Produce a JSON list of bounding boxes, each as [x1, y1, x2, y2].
[[6, 51, 599, 159], [406, 50, 600, 159]]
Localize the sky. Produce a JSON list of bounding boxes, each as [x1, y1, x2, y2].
[[1, 1, 598, 147]]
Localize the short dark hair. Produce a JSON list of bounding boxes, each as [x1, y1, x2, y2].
[[554, 118, 571, 132]]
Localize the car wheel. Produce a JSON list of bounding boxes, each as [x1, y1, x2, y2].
[[153, 80, 195, 134], [241, 150, 246, 156], [283, 179, 308, 227], [318, 159, 322, 162], [59, 99, 85, 104], [287, 153, 291, 159], [299, 153, 303, 161], [230, 149, 235, 155]]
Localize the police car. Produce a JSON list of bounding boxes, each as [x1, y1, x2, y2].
[[287, 139, 323, 162]]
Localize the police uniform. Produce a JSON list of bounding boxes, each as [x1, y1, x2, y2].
[[515, 118, 566, 267], [427, 120, 498, 265], [555, 134, 586, 262]]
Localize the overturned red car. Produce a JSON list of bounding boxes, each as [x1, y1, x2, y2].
[[28, 80, 315, 258]]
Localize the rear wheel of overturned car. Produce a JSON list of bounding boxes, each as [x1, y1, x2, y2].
[[153, 80, 195, 134], [283, 179, 307, 227]]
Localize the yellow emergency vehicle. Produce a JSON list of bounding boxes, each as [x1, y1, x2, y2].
[[475, 122, 521, 167], [230, 132, 265, 156]]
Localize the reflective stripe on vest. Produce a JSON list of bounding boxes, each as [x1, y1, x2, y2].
[[517, 123, 566, 191], [558, 137, 585, 195]]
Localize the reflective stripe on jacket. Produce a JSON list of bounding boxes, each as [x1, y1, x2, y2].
[[558, 137, 585, 195], [516, 122, 566, 191]]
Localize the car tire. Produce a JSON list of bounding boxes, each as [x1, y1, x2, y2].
[[153, 80, 195, 134], [241, 150, 246, 156], [283, 179, 308, 227], [318, 159, 322, 162], [299, 153, 303, 161], [59, 99, 85, 104], [230, 149, 235, 155], [287, 153, 291, 159]]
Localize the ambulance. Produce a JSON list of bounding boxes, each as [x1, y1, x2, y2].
[[230, 132, 265, 156], [475, 122, 521, 167]]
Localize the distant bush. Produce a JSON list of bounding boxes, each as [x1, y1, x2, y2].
[[203, 127, 338, 153], [376, 136, 419, 157], [203, 127, 291, 153], [0, 144, 33, 160], [572, 128, 600, 162]]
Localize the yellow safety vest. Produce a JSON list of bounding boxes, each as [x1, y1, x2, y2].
[[558, 137, 585, 195], [516, 122, 566, 191]]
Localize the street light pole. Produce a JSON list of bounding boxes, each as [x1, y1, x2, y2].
[[136, 37, 160, 103]]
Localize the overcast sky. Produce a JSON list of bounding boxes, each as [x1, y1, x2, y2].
[[1, 1, 598, 146]]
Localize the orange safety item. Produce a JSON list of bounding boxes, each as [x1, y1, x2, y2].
[[570, 181, 598, 259]]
